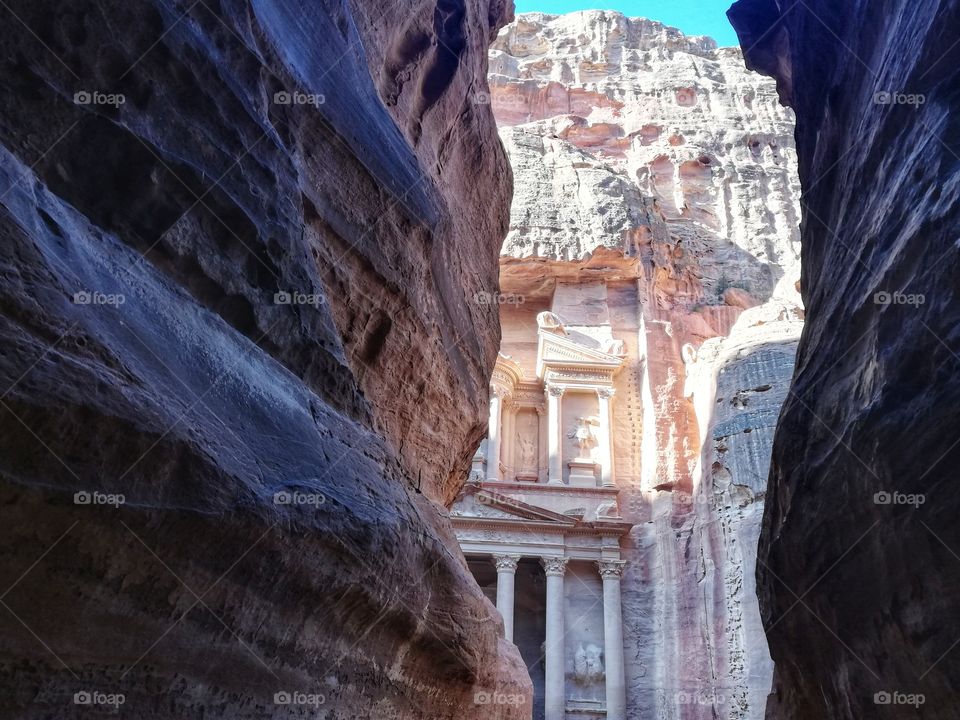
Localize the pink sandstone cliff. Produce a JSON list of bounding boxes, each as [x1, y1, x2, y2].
[[489, 12, 803, 718]]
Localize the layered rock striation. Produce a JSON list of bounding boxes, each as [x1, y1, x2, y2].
[[489, 12, 803, 719], [729, 0, 960, 718], [0, 0, 530, 717], [491, 11, 801, 305]]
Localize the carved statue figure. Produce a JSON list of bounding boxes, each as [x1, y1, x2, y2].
[[595, 500, 621, 519], [574, 643, 605, 685], [517, 434, 536, 471], [600, 337, 626, 356], [537, 311, 566, 334], [568, 417, 596, 455]]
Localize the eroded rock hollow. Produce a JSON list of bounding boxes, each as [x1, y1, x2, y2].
[[0, 0, 531, 717], [729, 0, 960, 717]]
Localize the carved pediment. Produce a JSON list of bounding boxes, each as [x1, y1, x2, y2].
[[536, 330, 625, 382], [451, 485, 578, 526], [452, 495, 528, 520]]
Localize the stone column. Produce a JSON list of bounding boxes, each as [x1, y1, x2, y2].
[[536, 406, 548, 483], [487, 388, 503, 481], [596, 388, 615, 487], [502, 400, 515, 481], [541, 556, 569, 720], [546, 385, 564, 485], [492, 554, 520, 642], [597, 560, 627, 720]]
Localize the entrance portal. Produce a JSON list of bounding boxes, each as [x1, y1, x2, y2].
[[467, 556, 546, 720]]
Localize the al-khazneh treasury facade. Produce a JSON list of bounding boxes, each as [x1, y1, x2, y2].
[[454, 11, 805, 720], [453, 307, 635, 720]]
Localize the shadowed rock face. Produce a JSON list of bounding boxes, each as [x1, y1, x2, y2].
[[729, 0, 960, 717], [0, 0, 531, 717]]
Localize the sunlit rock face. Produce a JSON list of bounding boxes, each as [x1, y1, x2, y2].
[[491, 11, 801, 306], [0, 0, 531, 717], [490, 12, 803, 719], [729, 1, 960, 718]]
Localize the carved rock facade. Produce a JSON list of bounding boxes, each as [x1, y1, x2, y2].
[[472, 11, 805, 720]]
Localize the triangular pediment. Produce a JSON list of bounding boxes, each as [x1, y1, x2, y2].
[[451, 486, 577, 526], [537, 331, 624, 379]]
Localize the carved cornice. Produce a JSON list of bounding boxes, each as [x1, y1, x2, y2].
[[480, 481, 619, 496], [541, 556, 570, 576], [492, 554, 521, 572], [511, 381, 547, 408], [597, 559, 626, 579], [452, 514, 631, 538], [452, 516, 571, 533], [545, 369, 615, 386]]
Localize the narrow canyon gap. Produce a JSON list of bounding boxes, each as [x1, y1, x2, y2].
[[455, 11, 803, 720], [729, 0, 960, 718]]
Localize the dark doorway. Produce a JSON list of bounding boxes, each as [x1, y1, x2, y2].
[[465, 556, 547, 720]]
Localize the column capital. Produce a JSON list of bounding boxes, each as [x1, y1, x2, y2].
[[597, 387, 616, 399], [490, 385, 511, 399], [597, 559, 626, 579], [492, 554, 521, 572], [546, 384, 566, 398], [541, 556, 569, 576]]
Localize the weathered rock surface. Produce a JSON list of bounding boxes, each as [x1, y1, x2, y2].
[[0, 0, 530, 717], [729, 1, 960, 718], [491, 11, 802, 305], [490, 12, 803, 719]]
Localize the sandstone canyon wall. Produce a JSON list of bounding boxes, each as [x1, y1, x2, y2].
[[488, 12, 803, 718], [0, 0, 532, 717], [729, 1, 960, 718]]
